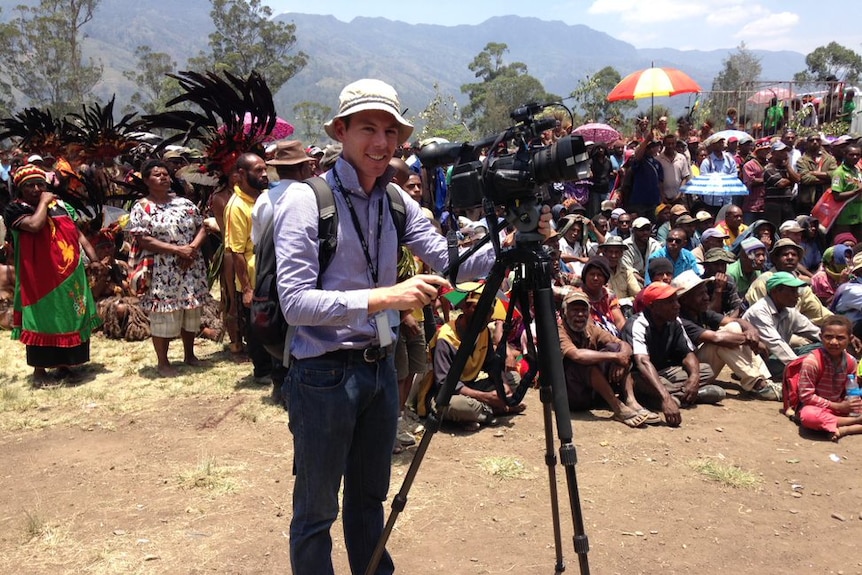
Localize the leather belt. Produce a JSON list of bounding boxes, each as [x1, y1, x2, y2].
[[319, 345, 394, 364]]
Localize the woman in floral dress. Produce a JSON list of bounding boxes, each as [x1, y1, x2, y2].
[[127, 159, 209, 376]]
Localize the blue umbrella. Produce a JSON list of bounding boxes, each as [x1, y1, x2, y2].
[[682, 173, 749, 197]]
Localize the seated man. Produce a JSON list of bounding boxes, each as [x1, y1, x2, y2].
[[742, 271, 821, 380], [622, 282, 723, 428], [558, 290, 660, 427], [702, 248, 744, 316], [579, 256, 626, 336], [599, 236, 641, 309], [431, 287, 525, 430], [673, 270, 781, 401], [621, 216, 661, 284], [745, 238, 832, 325], [796, 315, 862, 441], [691, 227, 729, 263], [647, 257, 674, 285], [645, 227, 700, 284], [726, 237, 767, 303]]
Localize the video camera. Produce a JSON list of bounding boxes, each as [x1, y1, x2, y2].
[[418, 103, 591, 227]]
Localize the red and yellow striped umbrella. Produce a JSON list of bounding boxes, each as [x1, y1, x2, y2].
[[607, 66, 702, 102]]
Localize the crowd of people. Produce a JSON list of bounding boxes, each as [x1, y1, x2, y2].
[[2, 79, 862, 574]]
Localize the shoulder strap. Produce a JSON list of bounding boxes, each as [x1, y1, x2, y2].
[[304, 176, 338, 285], [302, 178, 408, 288], [385, 183, 407, 241]]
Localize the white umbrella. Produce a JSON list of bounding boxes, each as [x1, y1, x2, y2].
[[703, 130, 754, 146], [682, 173, 748, 197]]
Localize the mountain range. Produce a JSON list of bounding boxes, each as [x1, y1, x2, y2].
[[4, 0, 808, 131]]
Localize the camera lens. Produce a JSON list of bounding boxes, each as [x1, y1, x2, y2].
[[532, 135, 591, 184]]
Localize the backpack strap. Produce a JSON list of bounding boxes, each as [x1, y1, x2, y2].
[[385, 183, 407, 241], [302, 178, 408, 289], [304, 176, 338, 288]]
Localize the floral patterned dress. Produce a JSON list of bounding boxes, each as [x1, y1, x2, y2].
[[127, 196, 208, 314]]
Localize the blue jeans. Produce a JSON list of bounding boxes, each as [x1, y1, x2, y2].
[[285, 354, 399, 575]]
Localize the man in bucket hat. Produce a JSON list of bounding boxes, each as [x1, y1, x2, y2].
[[273, 78, 551, 574]]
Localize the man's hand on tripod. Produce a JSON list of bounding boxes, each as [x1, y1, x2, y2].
[[369, 274, 449, 313], [537, 204, 554, 239]]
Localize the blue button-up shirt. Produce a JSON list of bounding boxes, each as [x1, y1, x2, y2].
[[645, 246, 700, 285], [273, 157, 495, 359]]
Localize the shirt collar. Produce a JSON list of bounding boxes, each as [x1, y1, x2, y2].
[[232, 185, 256, 204], [764, 295, 784, 317], [332, 157, 396, 196]]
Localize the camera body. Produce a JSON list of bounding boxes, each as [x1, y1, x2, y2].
[[418, 103, 591, 214]]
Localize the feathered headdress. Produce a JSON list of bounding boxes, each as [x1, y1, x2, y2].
[[140, 70, 280, 178], [0, 106, 67, 157], [64, 96, 143, 163]]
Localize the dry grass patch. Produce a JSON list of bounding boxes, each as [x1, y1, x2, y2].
[[176, 455, 245, 494], [0, 333, 284, 431], [478, 455, 533, 480], [689, 458, 761, 489]]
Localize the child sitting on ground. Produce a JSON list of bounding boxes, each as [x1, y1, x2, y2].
[[797, 315, 862, 441]]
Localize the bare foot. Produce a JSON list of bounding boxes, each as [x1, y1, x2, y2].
[[32, 368, 51, 385], [156, 364, 179, 378], [183, 356, 210, 367]]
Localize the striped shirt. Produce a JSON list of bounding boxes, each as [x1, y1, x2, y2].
[[797, 349, 856, 410]]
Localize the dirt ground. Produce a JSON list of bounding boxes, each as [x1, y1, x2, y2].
[[1, 333, 862, 575]]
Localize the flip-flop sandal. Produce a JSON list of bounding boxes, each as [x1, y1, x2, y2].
[[614, 411, 648, 428], [638, 409, 662, 425]]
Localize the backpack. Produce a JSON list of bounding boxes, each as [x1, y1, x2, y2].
[[782, 348, 825, 420], [251, 176, 407, 361]]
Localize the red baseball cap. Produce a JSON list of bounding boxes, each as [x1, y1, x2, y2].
[[641, 282, 680, 306]]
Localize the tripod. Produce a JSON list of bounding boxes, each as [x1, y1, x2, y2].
[[365, 233, 591, 575]]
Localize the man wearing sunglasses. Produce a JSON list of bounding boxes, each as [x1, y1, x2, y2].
[[644, 227, 700, 285]]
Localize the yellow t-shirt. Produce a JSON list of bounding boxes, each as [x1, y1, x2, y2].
[[224, 186, 256, 291]]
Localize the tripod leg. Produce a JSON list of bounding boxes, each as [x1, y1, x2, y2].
[[364, 259, 511, 575], [531, 261, 591, 575], [539, 383, 566, 573]]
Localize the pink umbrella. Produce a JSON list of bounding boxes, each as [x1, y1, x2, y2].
[[572, 123, 621, 145], [747, 86, 795, 105], [241, 112, 294, 142]]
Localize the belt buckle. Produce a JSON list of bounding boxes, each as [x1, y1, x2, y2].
[[363, 347, 379, 363]]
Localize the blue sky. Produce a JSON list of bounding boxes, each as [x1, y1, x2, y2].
[[266, 0, 859, 54]]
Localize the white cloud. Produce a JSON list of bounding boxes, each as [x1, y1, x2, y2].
[[706, 4, 767, 27], [587, 0, 706, 23], [736, 11, 799, 40]]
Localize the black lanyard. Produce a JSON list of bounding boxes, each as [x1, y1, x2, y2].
[[332, 169, 383, 286]]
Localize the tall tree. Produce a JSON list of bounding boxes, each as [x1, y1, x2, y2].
[[461, 42, 558, 137], [711, 42, 762, 92], [417, 82, 471, 143], [570, 66, 636, 125], [2, 0, 102, 112], [794, 42, 862, 83], [292, 101, 331, 145], [122, 46, 181, 115], [190, 0, 308, 95]]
